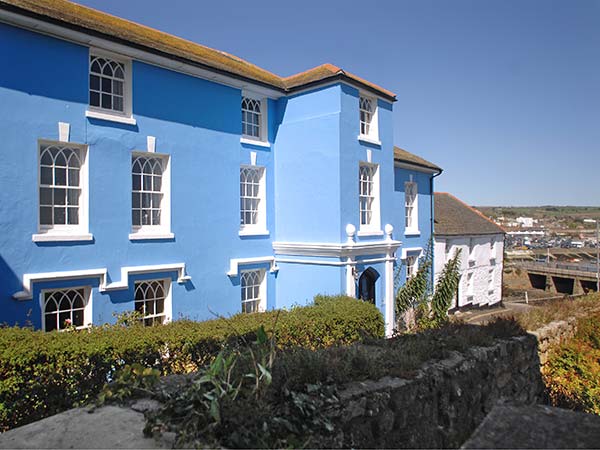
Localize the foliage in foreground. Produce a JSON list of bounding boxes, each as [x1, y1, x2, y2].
[[0, 295, 383, 432], [123, 318, 525, 448], [544, 312, 600, 415]]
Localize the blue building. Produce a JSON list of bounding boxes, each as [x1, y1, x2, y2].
[[0, 0, 441, 335]]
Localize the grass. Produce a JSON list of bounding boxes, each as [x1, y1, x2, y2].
[[511, 293, 600, 331]]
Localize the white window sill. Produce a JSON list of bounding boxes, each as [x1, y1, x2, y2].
[[239, 228, 270, 237], [129, 232, 175, 241], [86, 110, 137, 125], [357, 229, 384, 237], [240, 137, 271, 148], [357, 135, 382, 146], [32, 233, 94, 243], [404, 229, 421, 237]]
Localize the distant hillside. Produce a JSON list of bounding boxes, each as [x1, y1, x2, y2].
[[476, 206, 600, 220]]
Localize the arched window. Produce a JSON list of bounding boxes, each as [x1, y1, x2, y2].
[[132, 155, 164, 228], [240, 166, 265, 228], [242, 97, 262, 139], [89, 55, 126, 112], [39, 144, 83, 228], [241, 270, 265, 313], [358, 267, 380, 304], [359, 96, 374, 136], [43, 288, 88, 331], [134, 280, 167, 326]]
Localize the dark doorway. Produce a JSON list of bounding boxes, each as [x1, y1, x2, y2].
[[358, 267, 380, 304]]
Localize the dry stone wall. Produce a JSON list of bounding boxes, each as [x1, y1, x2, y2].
[[319, 334, 544, 449], [529, 317, 578, 366]]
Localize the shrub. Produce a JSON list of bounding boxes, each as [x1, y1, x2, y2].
[[0, 295, 383, 431], [544, 312, 600, 414]]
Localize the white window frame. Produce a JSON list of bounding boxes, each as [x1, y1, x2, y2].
[[406, 254, 418, 280], [133, 278, 172, 326], [358, 94, 379, 144], [130, 152, 172, 240], [33, 140, 91, 242], [239, 165, 267, 236], [40, 286, 92, 331], [466, 272, 474, 299], [468, 237, 476, 264], [358, 162, 381, 234], [241, 92, 268, 144], [404, 181, 419, 235], [86, 48, 135, 125], [240, 269, 266, 313]]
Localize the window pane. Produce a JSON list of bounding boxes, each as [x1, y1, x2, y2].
[[40, 207, 52, 225], [67, 189, 79, 206], [68, 169, 79, 186], [132, 174, 141, 191], [40, 167, 53, 185], [67, 207, 79, 225], [101, 94, 111, 109], [113, 80, 123, 96], [113, 96, 123, 112], [55, 168, 66, 186], [54, 188, 66, 205], [40, 187, 53, 205], [132, 209, 140, 226], [90, 91, 100, 107], [90, 74, 100, 91], [45, 314, 57, 332], [101, 77, 112, 93], [54, 208, 66, 225]]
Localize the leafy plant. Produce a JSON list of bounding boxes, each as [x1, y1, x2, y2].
[[395, 243, 462, 331]]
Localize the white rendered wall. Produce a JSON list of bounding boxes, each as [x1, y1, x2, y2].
[[434, 234, 504, 308]]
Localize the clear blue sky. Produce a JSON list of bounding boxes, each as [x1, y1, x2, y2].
[[73, 0, 600, 206]]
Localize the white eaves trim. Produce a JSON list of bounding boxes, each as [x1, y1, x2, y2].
[[394, 161, 440, 174], [0, 10, 281, 99], [13, 263, 190, 300], [227, 256, 278, 277], [273, 240, 402, 258]]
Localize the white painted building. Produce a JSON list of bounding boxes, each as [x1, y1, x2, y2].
[[434, 193, 506, 309]]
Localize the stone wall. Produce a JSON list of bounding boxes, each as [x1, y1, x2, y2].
[[320, 334, 544, 449], [529, 317, 578, 366]]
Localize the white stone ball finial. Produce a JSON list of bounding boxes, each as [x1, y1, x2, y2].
[[346, 223, 356, 242], [385, 224, 394, 241]]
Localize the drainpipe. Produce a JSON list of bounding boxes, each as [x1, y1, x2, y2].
[[430, 169, 443, 287]]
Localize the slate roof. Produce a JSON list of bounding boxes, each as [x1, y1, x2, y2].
[[434, 193, 505, 236], [394, 147, 442, 172], [0, 0, 396, 100]]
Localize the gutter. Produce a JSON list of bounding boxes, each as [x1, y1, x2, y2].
[[430, 169, 443, 286]]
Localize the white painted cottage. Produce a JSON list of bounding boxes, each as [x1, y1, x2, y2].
[[433, 193, 506, 309]]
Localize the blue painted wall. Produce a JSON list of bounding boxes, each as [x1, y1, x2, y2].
[[0, 19, 437, 329]]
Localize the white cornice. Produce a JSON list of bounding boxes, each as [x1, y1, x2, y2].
[[227, 256, 278, 277], [13, 263, 190, 300], [0, 10, 282, 99], [273, 240, 402, 258]]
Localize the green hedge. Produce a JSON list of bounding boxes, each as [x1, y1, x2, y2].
[[0, 295, 383, 431]]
